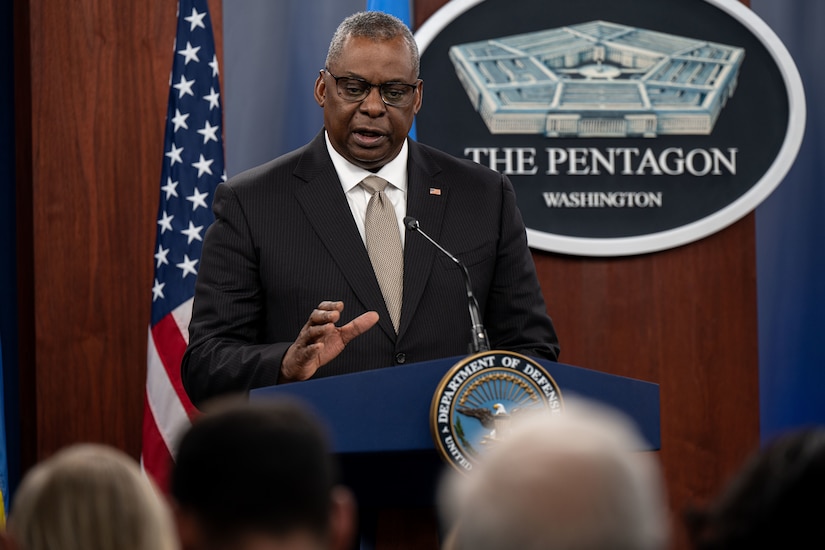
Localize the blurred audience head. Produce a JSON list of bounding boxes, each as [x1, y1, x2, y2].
[[170, 397, 356, 550], [1, 443, 178, 550], [686, 427, 825, 549], [439, 397, 668, 550]]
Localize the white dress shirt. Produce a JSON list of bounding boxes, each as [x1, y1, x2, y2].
[[324, 131, 408, 247]]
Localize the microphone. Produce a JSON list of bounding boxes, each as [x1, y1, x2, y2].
[[404, 216, 490, 353]]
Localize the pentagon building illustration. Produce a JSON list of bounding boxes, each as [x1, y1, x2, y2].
[[448, 21, 744, 137]]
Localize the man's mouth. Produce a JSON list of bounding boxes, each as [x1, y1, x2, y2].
[[353, 129, 386, 146]]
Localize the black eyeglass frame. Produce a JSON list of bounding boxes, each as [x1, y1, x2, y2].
[[323, 68, 421, 108]]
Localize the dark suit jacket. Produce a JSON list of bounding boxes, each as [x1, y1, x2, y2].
[[182, 131, 559, 407]]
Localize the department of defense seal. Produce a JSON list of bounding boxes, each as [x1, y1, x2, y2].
[[430, 350, 563, 472]]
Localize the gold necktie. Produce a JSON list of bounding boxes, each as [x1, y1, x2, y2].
[[361, 175, 403, 332]]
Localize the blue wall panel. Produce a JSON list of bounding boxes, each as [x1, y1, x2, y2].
[[753, 0, 825, 439]]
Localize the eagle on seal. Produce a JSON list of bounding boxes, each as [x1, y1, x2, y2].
[[457, 403, 509, 439]]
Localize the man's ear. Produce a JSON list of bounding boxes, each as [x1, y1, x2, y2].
[[328, 486, 357, 550], [314, 71, 327, 108], [412, 79, 423, 115]]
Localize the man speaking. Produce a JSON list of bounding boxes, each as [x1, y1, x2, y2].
[[181, 11, 560, 408]]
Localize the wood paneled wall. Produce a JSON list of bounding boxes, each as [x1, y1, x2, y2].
[[16, 1, 757, 549]]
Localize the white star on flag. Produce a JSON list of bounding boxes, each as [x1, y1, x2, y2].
[[154, 245, 170, 267], [184, 7, 206, 31], [181, 220, 204, 244], [161, 177, 179, 199], [177, 41, 201, 65], [192, 154, 214, 177], [175, 254, 199, 278], [186, 187, 209, 210], [203, 87, 220, 110], [166, 143, 183, 165], [152, 279, 166, 301], [173, 74, 195, 98], [171, 109, 190, 132], [197, 120, 219, 144], [157, 211, 174, 234]]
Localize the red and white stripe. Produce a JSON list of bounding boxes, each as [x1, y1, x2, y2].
[[141, 298, 199, 490]]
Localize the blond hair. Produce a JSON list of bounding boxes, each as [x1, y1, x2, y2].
[[8, 444, 179, 550]]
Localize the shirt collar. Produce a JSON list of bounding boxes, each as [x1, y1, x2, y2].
[[324, 131, 408, 194]]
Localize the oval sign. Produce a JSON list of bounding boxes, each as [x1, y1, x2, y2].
[[415, 0, 805, 256]]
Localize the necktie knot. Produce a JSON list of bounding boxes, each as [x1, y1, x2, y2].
[[360, 175, 389, 195]]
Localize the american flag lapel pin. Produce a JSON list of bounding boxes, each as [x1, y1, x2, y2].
[[429, 187, 442, 196]]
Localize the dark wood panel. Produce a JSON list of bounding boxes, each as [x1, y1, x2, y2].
[[26, 0, 169, 460], [414, 0, 446, 29], [534, 215, 759, 549]]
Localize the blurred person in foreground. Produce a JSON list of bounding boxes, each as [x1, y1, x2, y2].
[[0, 443, 178, 550], [685, 427, 825, 549], [439, 398, 669, 550], [170, 398, 356, 550]]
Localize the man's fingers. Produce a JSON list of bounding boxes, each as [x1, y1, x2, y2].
[[296, 322, 336, 348], [282, 307, 377, 383], [280, 341, 324, 383], [340, 311, 380, 344], [309, 303, 343, 326]]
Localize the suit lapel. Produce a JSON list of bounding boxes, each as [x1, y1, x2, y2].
[[294, 135, 396, 340], [399, 142, 446, 339]]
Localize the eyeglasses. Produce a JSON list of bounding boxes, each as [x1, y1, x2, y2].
[[324, 69, 420, 108]]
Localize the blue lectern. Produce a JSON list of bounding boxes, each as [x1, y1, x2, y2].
[[251, 355, 660, 508]]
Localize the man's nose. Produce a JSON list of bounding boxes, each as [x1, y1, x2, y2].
[[359, 85, 387, 115]]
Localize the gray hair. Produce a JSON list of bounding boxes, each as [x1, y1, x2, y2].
[[8, 444, 179, 550], [439, 398, 669, 550], [326, 11, 420, 77]]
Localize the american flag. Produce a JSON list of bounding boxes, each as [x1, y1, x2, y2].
[[142, 0, 225, 490]]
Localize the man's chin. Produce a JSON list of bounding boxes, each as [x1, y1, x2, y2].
[[346, 147, 399, 171]]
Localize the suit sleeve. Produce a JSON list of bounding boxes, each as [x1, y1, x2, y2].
[[181, 183, 288, 408], [484, 175, 561, 361]]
